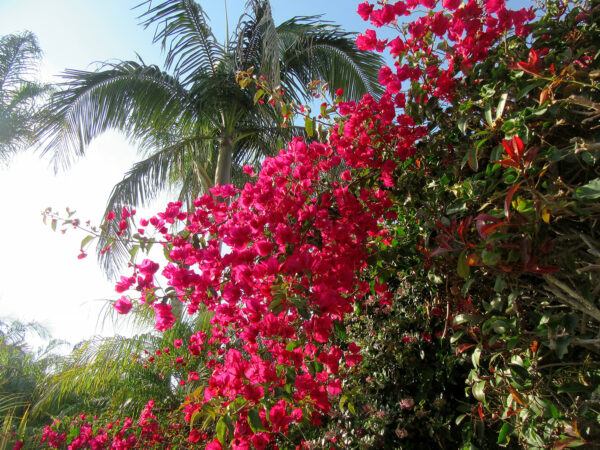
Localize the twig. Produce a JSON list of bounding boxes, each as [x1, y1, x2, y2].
[[544, 275, 600, 322], [536, 361, 600, 370], [577, 264, 600, 273], [580, 234, 600, 258]]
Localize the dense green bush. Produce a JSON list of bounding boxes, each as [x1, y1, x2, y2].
[[304, 0, 600, 447]]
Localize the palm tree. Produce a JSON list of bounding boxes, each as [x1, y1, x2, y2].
[[0, 319, 66, 445], [36, 0, 384, 276], [32, 304, 213, 420], [0, 32, 50, 163]]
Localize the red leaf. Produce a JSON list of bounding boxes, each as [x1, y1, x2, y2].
[[524, 145, 539, 166], [500, 159, 520, 169], [505, 183, 521, 218], [512, 136, 524, 159], [430, 247, 450, 257], [480, 221, 505, 238], [456, 343, 475, 355], [474, 213, 501, 222], [502, 139, 516, 160]]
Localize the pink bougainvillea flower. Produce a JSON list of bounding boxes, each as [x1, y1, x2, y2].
[[206, 439, 223, 450], [327, 378, 343, 395], [357, 1, 374, 21], [138, 259, 160, 277], [113, 297, 132, 314], [356, 29, 387, 51], [115, 276, 135, 293], [153, 303, 176, 332]]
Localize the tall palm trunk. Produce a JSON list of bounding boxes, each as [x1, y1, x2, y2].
[[214, 135, 233, 187]]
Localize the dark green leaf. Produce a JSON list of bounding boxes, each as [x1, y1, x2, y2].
[[248, 408, 266, 433], [497, 422, 514, 445], [457, 250, 470, 279], [482, 249, 501, 266], [574, 178, 600, 201], [557, 383, 591, 394]]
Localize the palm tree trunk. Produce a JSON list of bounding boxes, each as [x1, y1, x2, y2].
[[214, 136, 233, 187]]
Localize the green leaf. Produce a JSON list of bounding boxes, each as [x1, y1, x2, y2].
[[458, 116, 468, 133], [517, 80, 545, 99], [239, 77, 251, 88], [494, 276, 507, 292], [539, 399, 560, 419], [453, 314, 478, 326], [216, 417, 227, 444], [223, 414, 234, 436], [485, 105, 493, 127], [428, 272, 443, 284], [495, 93, 508, 121], [557, 383, 591, 394], [450, 331, 464, 344], [253, 89, 264, 104], [129, 245, 139, 263], [269, 296, 286, 315], [555, 335, 572, 360], [348, 402, 356, 415], [468, 145, 479, 171], [472, 381, 486, 404], [247, 408, 266, 433], [497, 422, 514, 445], [574, 178, 600, 201], [457, 250, 470, 279], [286, 341, 299, 352], [482, 249, 501, 266], [80, 235, 94, 249], [304, 116, 314, 137], [339, 395, 348, 410], [510, 364, 531, 382], [472, 346, 482, 368], [455, 414, 467, 425]]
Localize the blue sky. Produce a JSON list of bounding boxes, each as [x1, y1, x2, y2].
[[0, 1, 371, 77], [0, 0, 373, 345]]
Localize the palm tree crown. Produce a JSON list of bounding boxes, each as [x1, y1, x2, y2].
[[36, 0, 384, 275], [0, 32, 49, 163]]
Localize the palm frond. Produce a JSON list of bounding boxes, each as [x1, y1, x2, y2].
[[276, 16, 385, 101], [0, 32, 41, 97], [137, 0, 224, 85], [32, 334, 156, 417], [233, 1, 280, 88], [0, 32, 48, 160], [97, 135, 217, 277], [34, 305, 214, 418], [35, 61, 192, 170]]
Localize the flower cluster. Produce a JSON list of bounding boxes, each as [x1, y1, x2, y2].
[[356, 0, 534, 101], [105, 92, 424, 445]]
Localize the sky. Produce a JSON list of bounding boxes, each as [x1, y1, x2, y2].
[[0, 0, 372, 346]]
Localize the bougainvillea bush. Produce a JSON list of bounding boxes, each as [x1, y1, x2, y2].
[[26, 0, 600, 448]]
